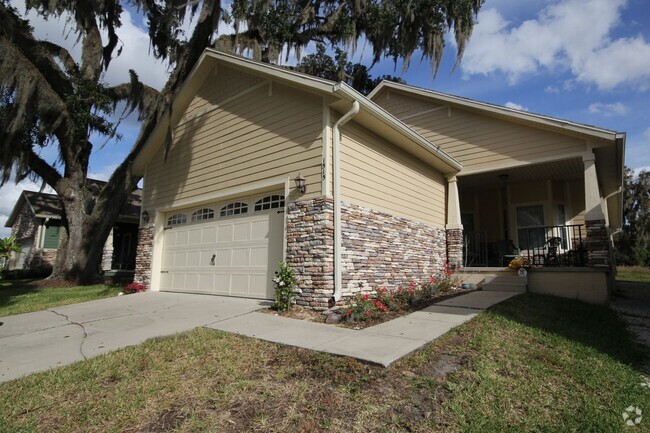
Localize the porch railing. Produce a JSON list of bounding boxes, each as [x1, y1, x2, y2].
[[518, 224, 586, 267], [464, 225, 587, 268]]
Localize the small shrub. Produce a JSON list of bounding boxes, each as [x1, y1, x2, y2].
[[123, 282, 146, 294], [272, 262, 298, 312], [0, 267, 52, 280]]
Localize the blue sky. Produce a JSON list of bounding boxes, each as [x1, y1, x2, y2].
[[1, 0, 649, 236]]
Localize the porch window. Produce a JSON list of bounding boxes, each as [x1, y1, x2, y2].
[[516, 205, 545, 250]]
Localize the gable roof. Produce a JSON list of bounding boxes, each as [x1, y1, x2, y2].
[[132, 49, 462, 176], [4, 182, 142, 228], [368, 81, 624, 142]]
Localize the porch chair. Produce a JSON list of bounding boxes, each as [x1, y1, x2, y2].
[[497, 240, 519, 267]]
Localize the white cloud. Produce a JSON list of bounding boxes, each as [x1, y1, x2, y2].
[[544, 85, 560, 94], [462, 0, 650, 90], [88, 164, 119, 182], [587, 102, 628, 116], [504, 101, 529, 111]]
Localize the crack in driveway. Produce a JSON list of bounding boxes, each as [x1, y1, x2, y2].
[[48, 309, 88, 361]]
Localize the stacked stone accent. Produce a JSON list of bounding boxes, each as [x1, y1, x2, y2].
[[446, 228, 464, 268], [134, 226, 154, 288], [286, 198, 334, 310], [339, 202, 447, 299], [11, 203, 38, 240], [101, 229, 114, 271], [585, 219, 610, 268]]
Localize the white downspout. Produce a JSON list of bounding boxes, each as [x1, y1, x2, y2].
[[332, 100, 360, 303]]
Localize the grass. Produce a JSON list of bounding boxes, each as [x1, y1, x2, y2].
[[617, 266, 650, 283], [1, 293, 648, 432], [0, 279, 122, 317]]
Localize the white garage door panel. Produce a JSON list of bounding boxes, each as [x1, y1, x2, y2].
[[161, 211, 282, 299]]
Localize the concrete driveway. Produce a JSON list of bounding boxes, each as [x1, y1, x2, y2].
[[0, 292, 265, 383]]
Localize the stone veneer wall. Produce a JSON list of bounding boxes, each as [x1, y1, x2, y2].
[[286, 198, 448, 310], [133, 226, 154, 288], [29, 249, 57, 269], [585, 219, 610, 268], [101, 229, 114, 271], [339, 202, 447, 298], [446, 229, 464, 268], [285, 198, 334, 310]]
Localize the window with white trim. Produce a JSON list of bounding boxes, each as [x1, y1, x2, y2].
[[220, 202, 248, 217], [167, 213, 187, 226], [254, 195, 285, 211], [516, 205, 545, 250], [191, 208, 215, 222]]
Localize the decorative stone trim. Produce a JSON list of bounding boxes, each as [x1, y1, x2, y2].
[[339, 202, 447, 298], [101, 229, 114, 271], [134, 226, 154, 289], [286, 198, 448, 310], [446, 228, 464, 268], [585, 219, 610, 268], [286, 198, 334, 310]]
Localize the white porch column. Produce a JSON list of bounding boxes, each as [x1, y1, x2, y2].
[[583, 152, 605, 221], [446, 175, 463, 230], [446, 175, 464, 267]]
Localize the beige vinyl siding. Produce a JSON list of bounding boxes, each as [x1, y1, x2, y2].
[[339, 121, 446, 227], [144, 80, 323, 209], [477, 190, 501, 241], [510, 181, 548, 204], [374, 91, 588, 172], [568, 180, 586, 226], [183, 65, 264, 120]]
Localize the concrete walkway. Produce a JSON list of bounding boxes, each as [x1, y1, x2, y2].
[[208, 290, 519, 367], [0, 292, 264, 383], [0, 290, 519, 383]]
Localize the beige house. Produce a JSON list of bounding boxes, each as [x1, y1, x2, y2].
[[132, 50, 624, 307]]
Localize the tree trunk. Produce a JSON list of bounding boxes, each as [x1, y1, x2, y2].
[[50, 167, 136, 284]]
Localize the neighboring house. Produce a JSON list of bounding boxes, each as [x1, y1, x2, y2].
[[5, 185, 142, 273], [130, 50, 624, 307]]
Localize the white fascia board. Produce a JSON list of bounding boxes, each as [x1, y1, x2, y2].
[[334, 83, 463, 172], [203, 49, 336, 93], [370, 81, 621, 141]]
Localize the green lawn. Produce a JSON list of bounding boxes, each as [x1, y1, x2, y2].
[[618, 266, 650, 283], [1, 293, 648, 432], [0, 279, 122, 317]]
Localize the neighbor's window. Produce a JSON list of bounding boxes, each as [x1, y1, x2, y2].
[[254, 195, 285, 211], [166, 213, 187, 226], [516, 205, 545, 250], [220, 202, 248, 217], [43, 221, 61, 249], [191, 208, 215, 222]]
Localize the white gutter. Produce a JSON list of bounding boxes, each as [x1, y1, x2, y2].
[[332, 100, 360, 303], [604, 186, 622, 201]]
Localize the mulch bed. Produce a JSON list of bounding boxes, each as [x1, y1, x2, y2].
[[263, 287, 478, 329]]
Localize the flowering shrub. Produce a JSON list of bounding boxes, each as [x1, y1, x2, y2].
[[508, 256, 531, 271], [123, 283, 146, 294], [272, 262, 298, 312], [343, 263, 463, 322]]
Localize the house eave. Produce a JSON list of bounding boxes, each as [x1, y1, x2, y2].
[[369, 81, 621, 142]]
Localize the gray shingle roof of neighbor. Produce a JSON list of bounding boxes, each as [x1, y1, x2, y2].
[[4, 180, 142, 227]]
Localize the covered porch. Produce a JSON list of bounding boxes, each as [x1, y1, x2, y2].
[[446, 147, 623, 273]]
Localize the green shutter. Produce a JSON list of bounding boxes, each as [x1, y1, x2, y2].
[[43, 224, 61, 249]]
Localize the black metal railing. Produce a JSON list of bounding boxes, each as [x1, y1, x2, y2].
[[464, 231, 488, 267], [519, 224, 586, 267]]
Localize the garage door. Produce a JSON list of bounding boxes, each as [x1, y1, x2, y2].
[[160, 195, 284, 299]]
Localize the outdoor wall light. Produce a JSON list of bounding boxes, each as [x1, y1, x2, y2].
[[294, 173, 306, 194], [141, 210, 150, 224]]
